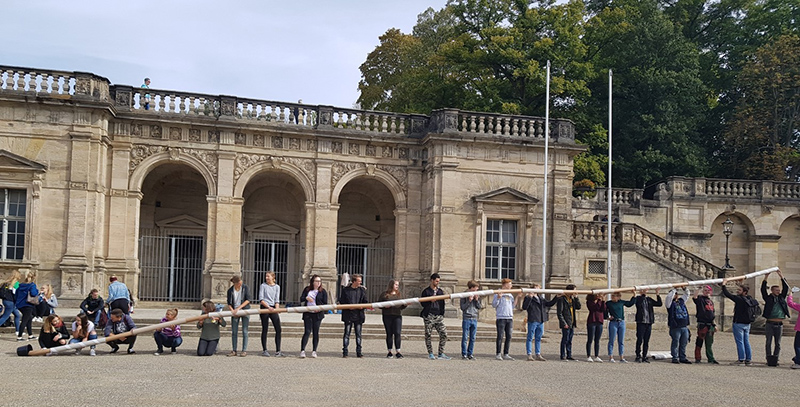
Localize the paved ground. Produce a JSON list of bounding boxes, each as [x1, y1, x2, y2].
[[2, 312, 798, 406]]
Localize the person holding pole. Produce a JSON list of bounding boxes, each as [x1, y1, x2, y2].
[[339, 274, 368, 358], [421, 273, 450, 360], [692, 285, 718, 364], [379, 279, 406, 359], [153, 308, 182, 356], [460, 280, 482, 360], [492, 278, 517, 361], [761, 270, 789, 365], [606, 291, 635, 363], [720, 280, 755, 365], [585, 293, 606, 362], [197, 301, 225, 356], [633, 287, 661, 363], [666, 288, 692, 364], [258, 271, 283, 357], [104, 308, 136, 354], [556, 284, 581, 361], [226, 275, 252, 357], [299, 274, 327, 358], [522, 284, 557, 361]]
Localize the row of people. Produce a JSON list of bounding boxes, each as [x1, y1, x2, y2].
[[1, 272, 60, 338]]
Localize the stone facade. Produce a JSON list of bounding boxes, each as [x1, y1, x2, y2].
[[0, 66, 798, 317]]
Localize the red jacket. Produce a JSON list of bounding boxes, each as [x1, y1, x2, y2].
[[587, 299, 606, 324]]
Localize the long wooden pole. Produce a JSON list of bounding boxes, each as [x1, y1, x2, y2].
[[26, 266, 779, 356]]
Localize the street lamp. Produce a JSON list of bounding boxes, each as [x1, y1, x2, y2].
[[722, 217, 733, 269]]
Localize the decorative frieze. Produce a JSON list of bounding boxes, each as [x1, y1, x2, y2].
[[189, 129, 201, 142], [129, 145, 218, 177], [235, 133, 246, 145], [233, 153, 316, 184], [331, 161, 366, 188]]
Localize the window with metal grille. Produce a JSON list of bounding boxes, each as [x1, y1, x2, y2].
[[587, 260, 606, 275], [485, 219, 517, 280], [1, 189, 26, 261]]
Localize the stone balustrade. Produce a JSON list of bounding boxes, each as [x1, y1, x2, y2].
[[657, 176, 800, 202], [1, 65, 577, 144], [572, 221, 721, 280], [597, 188, 642, 206]]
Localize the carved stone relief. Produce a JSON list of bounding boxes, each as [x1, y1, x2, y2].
[[365, 145, 376, 157], [272, 136, 284, 149], [253, 134, 265, 147], [208, 130, 220, 143], [189, 129, 201, 142], [129, 145, 218, 177], [348, 143, 360, 155], [150, 125, 162, 139], [332, 141, 343, 154], [307, 140, 317, 151], [289, 138, 300, 150], [235, 132, 246, 145], [331, 161, 366, 188], [169, 127, 182, 141]]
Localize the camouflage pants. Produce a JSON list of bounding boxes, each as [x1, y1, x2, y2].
[[424, 314, 448, 355]]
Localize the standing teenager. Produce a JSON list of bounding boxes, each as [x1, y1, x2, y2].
[[692, 285, 718, 364], [226, 275, 252, 357], [522, 284, 557, 361], [585, 293, 606, 362], [421, 273, 450, 360], [258, 271, 283, 357], [299, 274, 327, 358], [492, 278, 518, 361], [761, 270, 789, 364], [0, 270, 22, 335], [633, 287, 662, 363], [14, 271, 39, 341], [460, 280, 482, 360], [721, 280, 756, 365], [339, 274, 368, 358], [606, 292, 636, 363], [666, 288, 692, 364], [379, 279, 406, 359], [556, 284, 581, 361]]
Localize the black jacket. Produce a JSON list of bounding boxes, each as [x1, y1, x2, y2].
[[760, 280, 789, 319], [721, 285, 756, 324], [634, 294, 662, 324], [522, 295, 558, 324], [226, 285, 252, 310], [38, 324, 70, 349], [556, 296, 581, 328], [80, 295, 105, 314], [300, 287, 328, 321], [420, 286, 445, 317], [338, 285, 368, 323], [693, 295, 715, 324]]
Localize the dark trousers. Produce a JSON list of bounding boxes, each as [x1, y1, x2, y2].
[[301, 317, 321, 352], [695, 323, 716, 362], [496, 319, 513, 355], [382, 315, 402, 351], [259, 310, 282, 352], [18, 306, 34, 336], [154, 332, 183, 352], [793, 331, 800, 365], [560, 327, 574, 359], [109, 299, 130, 315], [586, 322, 603, 357], [765, 321, 783, 358], [34, 301, 50, 318], [635, 323, 653, 359], [343, 321, 363, 355], [108, 335, 136, 350], [197, 338, 218, 356]]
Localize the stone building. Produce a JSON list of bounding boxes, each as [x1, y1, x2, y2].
[[0, 65, 798, 313]]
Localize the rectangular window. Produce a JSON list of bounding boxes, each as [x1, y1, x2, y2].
[[485, 219, 517, 280], [587, 260, 606, 275], [1, 189, 26, 261]]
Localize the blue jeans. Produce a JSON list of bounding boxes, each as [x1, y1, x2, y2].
[[526, 322, 544, 355], [0, 300, 21, 332], [461, 319, 477, 356], [231, 315, 249, 352], [607, 320, 626, 356], [69, 333, 98, 349], [669, 326, 689, 361], [560, 327, 574, 359], [154, 332, 183, 352], [732, 322, 752, 361]]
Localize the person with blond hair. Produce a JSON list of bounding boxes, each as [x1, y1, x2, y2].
[[153, 308, 182, 355], [14, 271, 39, 341], [35, 284, 58, 321], [492, 278, 518, 360], [0, 270, 22, 335], [258, 271, 283, 357], [38, 314, 69, 349]]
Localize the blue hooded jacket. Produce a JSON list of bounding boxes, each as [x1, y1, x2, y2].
[[15, 282, 39, 309]]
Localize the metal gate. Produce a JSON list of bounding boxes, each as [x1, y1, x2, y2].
[[240, 239, 302, 304], [335, 242, 394, 302], [138, 230, 205, 302]]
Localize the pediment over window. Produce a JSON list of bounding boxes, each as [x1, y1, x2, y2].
[[244, 220, 299, 236], [337, 224, 379, 239], [155, 214, 207, 230], [0, 150, 47, 173], [472, 187, 539, 205]]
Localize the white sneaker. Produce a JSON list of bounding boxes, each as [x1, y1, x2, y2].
[[587, 357, 594, 362], [154, 352, 161, 356], [791, 364, 800, 369], [503, 354, 514, 361], [89, 349, 96, 356], [496, 354, 503, 360], [609, 357, 617, 363], [594, 357, 604, 363], [299, 351, 306, 358], [311, 351, 317, 358]]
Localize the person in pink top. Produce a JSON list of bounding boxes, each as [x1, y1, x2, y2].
[[786, 284, 800, 369]]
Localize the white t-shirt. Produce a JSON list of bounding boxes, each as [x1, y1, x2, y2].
[[233, 287, 242, 308], [72, 320, 95, 336]]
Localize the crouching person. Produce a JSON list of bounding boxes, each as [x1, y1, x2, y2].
[[197, 301, 225, 356], [154, 308, 182, 355], [105, 308, 136, 354]]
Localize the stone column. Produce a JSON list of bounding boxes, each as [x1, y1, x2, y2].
[[206, 150, 241, 303], [308, 158, 338, 294]]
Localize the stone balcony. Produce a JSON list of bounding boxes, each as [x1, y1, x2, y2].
[[0, 65, 576, 146]]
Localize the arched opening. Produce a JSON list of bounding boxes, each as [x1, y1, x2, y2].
[[138, 163, 209, 302], [336, 177, 396, 302], [710, 213, 753, 272], [778, 216, 800, 282], [240, 171, 307, 305]]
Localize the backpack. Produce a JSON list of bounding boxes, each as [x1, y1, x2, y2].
[[744, 297, 761, 323], [0, 283, 13, 302]]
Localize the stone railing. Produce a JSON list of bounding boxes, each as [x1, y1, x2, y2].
[[597, 188, 642, 206], [572, 221, 721, 280], [0, 65, 576, 143], [658, 177, 800, 201]]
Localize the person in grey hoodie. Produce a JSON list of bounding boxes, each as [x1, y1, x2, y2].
[[459, 280, 483, 360], [492, 278, 518, 360]]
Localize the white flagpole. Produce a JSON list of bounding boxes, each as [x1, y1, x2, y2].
[[607, 69, 613, 294], [542, 61, 551, 289]]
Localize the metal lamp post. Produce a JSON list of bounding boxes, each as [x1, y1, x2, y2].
[[722, 217, 733, 269]]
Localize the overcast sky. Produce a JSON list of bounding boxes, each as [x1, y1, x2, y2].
[[2, 0, 448, 108]]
